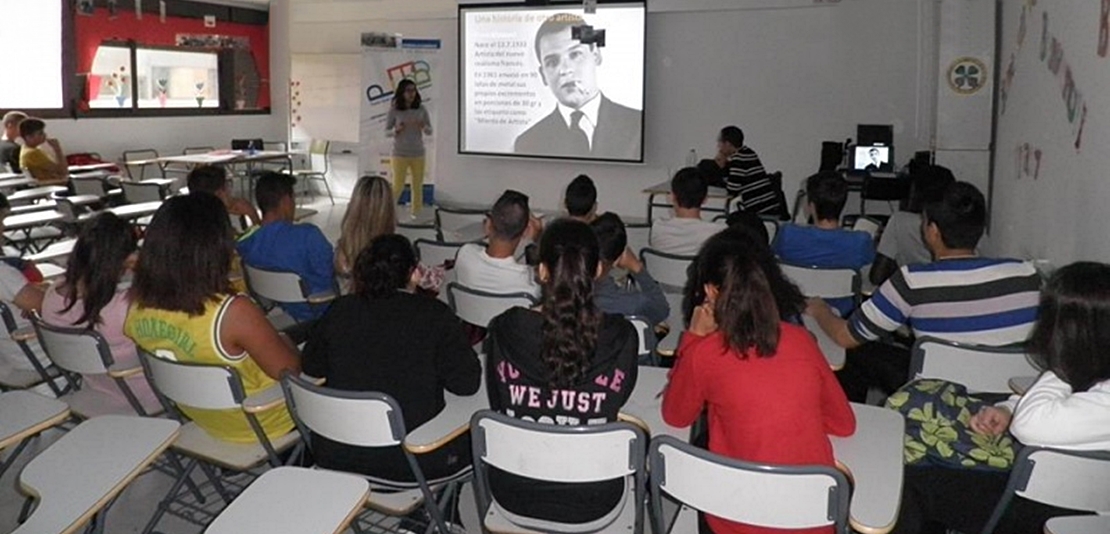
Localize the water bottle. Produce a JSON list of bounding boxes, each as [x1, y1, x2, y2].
[[685, 149, 697, 167]]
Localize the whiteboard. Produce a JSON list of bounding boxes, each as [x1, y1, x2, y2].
[[290, 54, 361, 143]]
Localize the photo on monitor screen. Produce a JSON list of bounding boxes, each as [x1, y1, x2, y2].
[[853, 145, 892, 172], [458, 1, 646, 163]]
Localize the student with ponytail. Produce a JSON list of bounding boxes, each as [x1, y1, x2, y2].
[[662, 236, 856, 534], [484, 219, 639, 524]]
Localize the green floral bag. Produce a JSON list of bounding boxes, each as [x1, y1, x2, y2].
[[885, 379, 1020, 471]]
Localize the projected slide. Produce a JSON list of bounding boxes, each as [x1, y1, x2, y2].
[[459, 2, 646, 163]]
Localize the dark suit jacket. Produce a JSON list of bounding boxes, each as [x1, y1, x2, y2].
[[513, 95, 642, 160]]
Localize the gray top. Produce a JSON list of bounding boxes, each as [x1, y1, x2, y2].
[[386, 106, 432, 157], [876, 211, 932, 266]]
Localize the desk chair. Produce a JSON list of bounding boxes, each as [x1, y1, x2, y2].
[[30, 314, 157, 419], [284, 139, 334, 205], [761, 216, 780, 244], [204, 467, 370, 534], [640, 248, 695, 292], [779, 263, 860, 304], [859, 173, 910, 217], [120, 180, 166, 204], [0, 301, 67, 396], [435, 206, 488, 242], [138, 349, 302, 534], [415, 238, 467, 268], [1044, 515, 1110, 534], [982, 447, 1110, 534], [122, 148, 162, 181], [627, 315, 659, 366], [910, 337, 1039, 394], [281, 374, 469, 534], [470, 410, 646, 534], [447, 282, 538, 330], [649, 435, 851, 534], [851, 215, 882, 241], [398, 220, 439, 243], [13, 415, 180, 534], [0, 390, 69, 480], [241, 263, 338, 327]]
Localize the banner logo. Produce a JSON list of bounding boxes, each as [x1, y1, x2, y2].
[[366, 60, 433, 104]]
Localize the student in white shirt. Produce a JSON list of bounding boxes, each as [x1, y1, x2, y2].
[[894, 261, 1110, 534], [648, 167, 724, 256], [454, 190, 543, 298]]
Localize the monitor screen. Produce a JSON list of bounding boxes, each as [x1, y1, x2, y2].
[[853, 145, 893, 172], [458, 1, 646, 163]]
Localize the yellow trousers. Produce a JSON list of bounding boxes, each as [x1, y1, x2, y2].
[[392, 156, 426, 214]]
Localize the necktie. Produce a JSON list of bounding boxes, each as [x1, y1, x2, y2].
[[570, 111, 590, 154]]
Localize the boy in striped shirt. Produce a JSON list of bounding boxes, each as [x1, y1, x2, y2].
[[709, 125, 779, 215], [806, 181, 1042, 400]]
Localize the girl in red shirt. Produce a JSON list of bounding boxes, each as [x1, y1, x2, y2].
[[662, 237, 856, 534]]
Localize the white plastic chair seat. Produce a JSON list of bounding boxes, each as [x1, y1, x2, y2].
[[37, 263, 66, 279], [1044, 515, 1110, 534], [484, 481, 636, 534], [364, 486, 425, 515], [0, 391, 69, 450], [0, 366, 52, 389], [911, 337, 1038, 394], [205, 467, 369, 534], [13, 415, 180, 534], [171, 421, 301, 471]]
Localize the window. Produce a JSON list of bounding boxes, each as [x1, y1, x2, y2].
[[88, 45, 131, 109], [135, 48, 219, 109], [0, 0, 64, 109]]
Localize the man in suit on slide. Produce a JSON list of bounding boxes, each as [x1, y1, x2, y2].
[[513, 13, 642, 161]]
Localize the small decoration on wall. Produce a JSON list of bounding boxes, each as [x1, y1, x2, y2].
[[204, 15, 216, 28], [947, 57, 987, 95], [107, 66, 129, 107], [1015, 143, 1043, 181], [175, 34, 249, 48], [1100, 0, 1109, 57], [107, 0, 118, 19], [76, 0, 95, 16], [160, 0, 166, 23], [156, 78, 168, 107], [195, 81, 206, 107], [136, 0, 142, 20], [1040, 11, 1088, 152]]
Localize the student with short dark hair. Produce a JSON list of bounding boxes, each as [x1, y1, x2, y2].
[[893, 261, 1110, 534], [649, 167, 724, 256], [564, 174, 598, 222], [0, 111, 26, 173], [303, 233, 480, 482], [871, 165, 957, 286], [484, 219, 639, 523], [186, 165, 260, 227], [663, 231, 856, 534], [591, 212, 669, 327], [18, 118, 67, 185], [454, 189, 543, 297], [806, 181, 1043, 401], [706, 125, 778, 215], [773, 171, 875, 315], [125, 194, 299, 443], [237, 172, 335, 322]]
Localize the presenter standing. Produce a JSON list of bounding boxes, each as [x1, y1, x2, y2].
[[386, 79, 432, 217]]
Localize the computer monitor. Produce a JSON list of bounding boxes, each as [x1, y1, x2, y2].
[[857, 124, 893, 147], [853, 145, 893, 172], [231, 138, 263, 151]]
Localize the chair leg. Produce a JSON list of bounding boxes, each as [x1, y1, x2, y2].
[[0, 437, 30, 479], [319, 176, 335, 205], [142, 457, 198, 534], [163, 452, 206, 504], [18, 496, 34, 523]]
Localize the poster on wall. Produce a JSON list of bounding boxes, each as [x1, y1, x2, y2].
[[360, 35, 441, 189]]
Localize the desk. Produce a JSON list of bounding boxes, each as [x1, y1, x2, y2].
[[67, 163, 117, 173], [4, 210, 64, 253], [1044, 515, 1110, 534], [1010, 375, 1036, 395], [26, 239, 75, 263], [108, 201, 163, 221], [8, 185, 66, 204], [205, 467, 369, 534], [0, 176, 35, 190], [404, 366, 904, 534]]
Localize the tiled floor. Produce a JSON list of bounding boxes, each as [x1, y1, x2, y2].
[[0, 197, 485, 534]]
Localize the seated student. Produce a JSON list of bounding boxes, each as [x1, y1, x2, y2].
[[0, 193, 49, 378], [303, 234, 480, 481], [892, 262, 1110, 534], [564, 174, 598, 223], [773, 171, 875, 315], [454, 189, 543, 298], [649, 167, 725, 256], [0, 111, 26, 173], [40, 213, 159, 414], [186, 165, 261, 228], [484, 219, 639, 523], [17, 118, 68, 186], [806, 182, 1043, 401], [591, 212, 669, 326], [237, 171, 335, 322], [125, 194, 298, 443], [870, 164, 956, 286], [663, 235, 856, 534]]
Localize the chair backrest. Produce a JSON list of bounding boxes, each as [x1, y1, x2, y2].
[[982, 447, 1110, 534], [472, 410, 644, 482], [626, 316, 656, 365], [434, 206, 487, 242], [54, 198, 80, 223], [263, 140, 287, 152], [779, 263, 859, 301], [123, 148, 158, 162], [137, 348, 244, 410], [308, 140, 330, 173], [71, 176, 107, 197], [761, 217, 779, 244], [447, 282, 537, 328], [242, 263, 309, 304], [30, 315, 114, 376], [625, 223, 650, 257], [649, 435, 849, 532], [282, 374, 404, 449], [852, 216, 882, 241], [120, 181, 165, 204], [640, 248, 694, 292], [910, 337, 1039, 394], [414, 238, 464, 268]]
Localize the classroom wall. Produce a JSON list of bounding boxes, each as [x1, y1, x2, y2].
[[44, 0, 287, 165], [989, 0, 1107, 265], [289, 0, 939, 216]]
